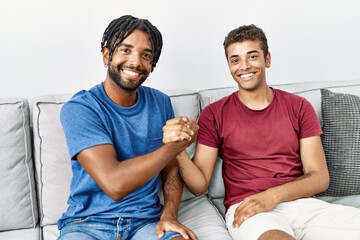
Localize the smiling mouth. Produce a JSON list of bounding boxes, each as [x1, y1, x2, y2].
[[122, 69, 141, 77], [240, 73, 254, 80]]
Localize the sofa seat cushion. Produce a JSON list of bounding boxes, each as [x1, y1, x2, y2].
[[40, 196, 232, 240], [0, 98, 38, 231], [178, 195, 232, 239], [319, 89, 360, 196], [41, 225, 59, 240], [316, 194, 360, 208], [0, 226, 40, 240]]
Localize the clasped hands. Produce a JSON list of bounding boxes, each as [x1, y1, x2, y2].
[[162, 116, 199, 145]]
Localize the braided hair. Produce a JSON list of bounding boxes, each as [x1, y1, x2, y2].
[[101, 15, 163, 72]]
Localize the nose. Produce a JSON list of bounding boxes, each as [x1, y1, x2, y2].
[[128, 52, 141, 67], [240, 59, 250, 70]]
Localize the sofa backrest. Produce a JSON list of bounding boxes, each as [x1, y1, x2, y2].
[[0, 98, 38, 232], [202, 79, 360, 217]]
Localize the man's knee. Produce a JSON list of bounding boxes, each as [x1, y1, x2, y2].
[[258, 229, 295, 240]]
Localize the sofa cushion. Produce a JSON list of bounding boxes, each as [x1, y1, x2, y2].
[[319, 89, 360, 196], [0, 98, 38, 231], [41, 196, 232, 240], [178, 196, 232, 239], [0, 226, 40, 240], [32, 94, 73, 227], [208, 158, 226, 217], [316, 194, 360, 208]]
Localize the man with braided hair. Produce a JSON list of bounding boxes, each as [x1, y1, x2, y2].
[[58, 15, 198, 240]]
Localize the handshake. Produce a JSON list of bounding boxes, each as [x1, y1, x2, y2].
[[162, 116, 199, 147]]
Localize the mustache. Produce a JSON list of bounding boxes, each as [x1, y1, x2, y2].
[[117, 64, 148, 76]]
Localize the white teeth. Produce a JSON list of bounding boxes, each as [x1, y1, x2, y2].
[[123, 69, 139, 76], [240, 73, 254, 79]]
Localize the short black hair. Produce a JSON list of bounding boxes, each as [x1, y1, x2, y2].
[[101, 15, 163, 71], [223, 24, 268, 59]]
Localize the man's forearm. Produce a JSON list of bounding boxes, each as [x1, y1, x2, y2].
[[161, 160, 183, 220], [268, 170, 329, 205], [177, 151, 209, 196]]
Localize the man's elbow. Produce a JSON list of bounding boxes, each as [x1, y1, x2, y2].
[[319, 172, 330, 192], [189, 185, 208, 197], [107, 193, 125, 202], [103, 182, 127, 202]]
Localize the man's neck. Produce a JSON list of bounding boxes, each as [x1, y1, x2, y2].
[[237, 86, 274, 110], [103, 79, 137, 107]]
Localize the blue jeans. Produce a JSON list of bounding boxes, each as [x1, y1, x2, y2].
[[58, 216, 180, 240]]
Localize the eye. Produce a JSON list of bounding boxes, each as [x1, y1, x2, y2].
[[249, 54, 258, 60], [143, 52, 153, 61], [229, 58, 239, 65], [119, 47, 130, 54]]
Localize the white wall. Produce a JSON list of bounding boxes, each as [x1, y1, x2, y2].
[[1, 0, 360, 99]]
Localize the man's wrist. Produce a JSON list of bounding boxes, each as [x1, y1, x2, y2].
[[160, 211, 177, 221]]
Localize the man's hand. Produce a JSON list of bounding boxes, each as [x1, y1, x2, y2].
[[162, 117, 199, 144], [156, 218, 198, 240], [232, 189, 279, 228]]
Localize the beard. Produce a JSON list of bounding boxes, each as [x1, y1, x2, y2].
[[108, 64, 148, 92]]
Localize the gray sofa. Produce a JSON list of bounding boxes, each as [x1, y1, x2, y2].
[[1, 79, 360, 240]]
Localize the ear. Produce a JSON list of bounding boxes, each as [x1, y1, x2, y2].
[[102, 47, 110, 66], [265, 52, 271, 68]]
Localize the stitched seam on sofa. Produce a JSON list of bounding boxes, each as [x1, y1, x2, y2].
[[205, 195, 227, 225], [168, 92, 198, 98], [21, 100, 38, 228], [199, 86, 237, 92], [271, 80, 360, 89], [290, 83, 360, 95], [35, 102, 45, 225]]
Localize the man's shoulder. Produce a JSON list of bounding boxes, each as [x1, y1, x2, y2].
[[274, 88, 305, 102], [140, 86, 171, 104], [273, 88, 313, 113], [62, 85, 102, 114], [70, 84, 103, 102], [141, 86, 168, 97]]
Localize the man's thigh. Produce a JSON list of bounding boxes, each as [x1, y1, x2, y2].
[[131, 221, 181, 240], [286, 198, 360, 239], [58, 217, 115, 240], [225, 202, 294, 240]]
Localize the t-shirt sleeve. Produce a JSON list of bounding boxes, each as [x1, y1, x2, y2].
[[197, 105, 220, 148], [299, 98, 323, 139], [60, 97, 112, 160]]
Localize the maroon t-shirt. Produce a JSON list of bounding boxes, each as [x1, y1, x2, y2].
[[198, 89, 322, 211]]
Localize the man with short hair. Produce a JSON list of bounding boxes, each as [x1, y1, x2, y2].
[[58, 15, 198, 240], [163, 24, 360, 240]]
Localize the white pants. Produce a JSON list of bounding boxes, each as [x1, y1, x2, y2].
[[225, 198, 360, 240]]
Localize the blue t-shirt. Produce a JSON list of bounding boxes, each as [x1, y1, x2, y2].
[[57, 84, 174, 229]]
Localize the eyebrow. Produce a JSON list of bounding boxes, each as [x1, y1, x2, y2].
[[247, 50, 260, 55], [228, 50, 260, 59], [119, 43, 133, 48], [119, 43, 153, 53]]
